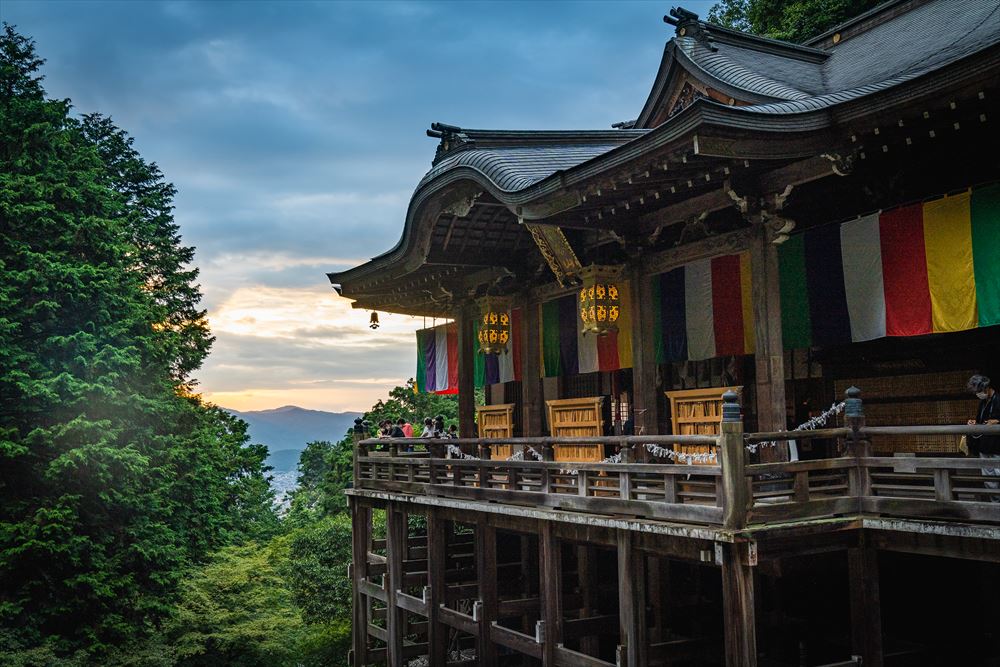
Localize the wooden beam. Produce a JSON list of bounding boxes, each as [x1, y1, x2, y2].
[[427, 513, 449, 665], [350, 499, 372, 665], [848, 546, 883, 667], [539, 522, 562, 667], [641, 228, 752, 276], [629, 263, 661, 438], [458, 304, 476, 439], [617, 529, 648, 667], [720, 542, 757, 667], [749, 225, 788, 461], [385, 505, 407, 665], [637, 187, 736, 236], [476, 521, 499, 667], [756, 155, 837, 192], [577, 546, 600, 656], [720, 395, 749, 531], [521, 301, 544, 437]]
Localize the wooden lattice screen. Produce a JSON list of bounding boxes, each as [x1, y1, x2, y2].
[[477, 403, 515, 459], [664, 386, 742, 465], [834, 371, 972, 454], [546, 396, 606, 462]]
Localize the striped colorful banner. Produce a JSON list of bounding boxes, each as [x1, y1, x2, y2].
[[540, 281, 634, 377], [778, 183, 1000, 348], [415, 322, 458, 394], [416, 310, 524, 393], [652, 253, 755, 362]]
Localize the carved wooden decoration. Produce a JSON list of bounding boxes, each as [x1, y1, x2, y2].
[[526, 223, 584, 286]]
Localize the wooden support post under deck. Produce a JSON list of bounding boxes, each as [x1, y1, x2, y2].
[[385, 504, 407, 666], [629, 264, 661, 438], [521, 301, 543, 436], [427, 512, 449, 666], [539, 522, 562, 667], [350, 498, 371, 666], [848, 546, 883, 667], [617, 529, 648, 667], [749, 225, 788, 462], [458, 305, 476, 439], [577, 545, 600, 656], [476, 521, 499, 667], [721, 542, 757, 667]]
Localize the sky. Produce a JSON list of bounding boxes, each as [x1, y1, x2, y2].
[[4, 0, 715, 413]]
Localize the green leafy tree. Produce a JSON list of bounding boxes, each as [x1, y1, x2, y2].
[[364, 378, 463, 435], [285, 439, 353, 520], [0, 24, 276, 656], [165, 535, 349, 667], [708, 0, 883, 42]]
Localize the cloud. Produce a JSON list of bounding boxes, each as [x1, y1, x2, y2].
[[4, 0, 716, 410]]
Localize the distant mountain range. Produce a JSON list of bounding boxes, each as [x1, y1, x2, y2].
[[226, 406, 362, 473]]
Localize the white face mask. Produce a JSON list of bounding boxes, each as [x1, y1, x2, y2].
[[977, 392, 989, 400]]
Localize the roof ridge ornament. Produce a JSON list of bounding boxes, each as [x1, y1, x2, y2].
[[664, 6, 717, 51], [427, 122, 475, 165]]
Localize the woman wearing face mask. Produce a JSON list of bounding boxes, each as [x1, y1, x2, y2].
[[967, 374, 1000, 502]]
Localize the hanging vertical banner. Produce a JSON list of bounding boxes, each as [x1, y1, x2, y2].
[[777, 183, 999, 349], [540, 282, 634, 377], [651, 252, 755, 362], [414, 322, 458, 394], [972, 183, 1000, 327]]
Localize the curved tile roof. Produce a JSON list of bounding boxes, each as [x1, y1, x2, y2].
[[675, 37, 818, 101], [680, 0, 1000, 115], [418, 140, 645, 193], [332, 0, 1000, 291]]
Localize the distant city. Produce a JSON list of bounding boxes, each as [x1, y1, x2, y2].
[[225, 406, 361, 501]]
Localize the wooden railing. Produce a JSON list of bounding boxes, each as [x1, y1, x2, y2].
[[353, 390, 1000, 530]]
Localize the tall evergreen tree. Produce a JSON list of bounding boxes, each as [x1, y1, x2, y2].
[[708, 0, 883, 43], [0, 24, 275, 655]]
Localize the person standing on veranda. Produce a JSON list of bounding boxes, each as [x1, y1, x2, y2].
[[967, 374, 1000, 502]]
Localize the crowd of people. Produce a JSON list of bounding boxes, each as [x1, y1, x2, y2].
[[377, 415, 458, 439]]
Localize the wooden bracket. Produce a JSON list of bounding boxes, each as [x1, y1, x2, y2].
[[524, 222, 583, 286]]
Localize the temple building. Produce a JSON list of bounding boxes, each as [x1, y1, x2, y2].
[[329, 1, 1000, 665]]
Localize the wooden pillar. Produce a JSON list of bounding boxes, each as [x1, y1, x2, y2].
[[749, 225, 788, 461], [617, 530, 648, 667], [648, 555, 664, 645], [520, 533, 537, 638], [719, 390, 756, 666], [350, 498, 371, 666], [539, 522, 562, 667], [578, 545, 599, 656], [458, 305, 476, 438], [426, 512, 448, 666], [848, 546, 883, 667], [630, 264, 661, 436], [720, 391, 749, 531], [720, 542, 757, 667], [476, 521, 499, 667], [521, 301, 544, 436], [385, 504, 407, 665]]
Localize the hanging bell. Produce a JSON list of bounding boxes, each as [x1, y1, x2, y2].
[[369, 312, 380, 330]]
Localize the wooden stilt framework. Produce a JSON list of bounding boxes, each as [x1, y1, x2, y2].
[[348, 389, 1000, 666]]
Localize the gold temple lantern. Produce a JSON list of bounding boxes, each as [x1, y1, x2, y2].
[[579, 265, 623, 336], [477, 296, 511, 354]]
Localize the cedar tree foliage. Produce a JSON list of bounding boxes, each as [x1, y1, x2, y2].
[[0, 24, 276, 654]]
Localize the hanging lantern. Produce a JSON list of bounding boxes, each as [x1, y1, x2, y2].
[[579, 265, 623, 336], [477, 296, 511, 354]]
